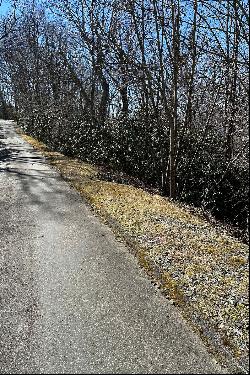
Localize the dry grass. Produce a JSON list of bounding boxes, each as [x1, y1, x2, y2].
[[20, 130, 249, 371]]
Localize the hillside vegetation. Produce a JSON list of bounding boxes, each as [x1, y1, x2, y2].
[[21, 130, 249, 372], [0, 0, 249, 237]]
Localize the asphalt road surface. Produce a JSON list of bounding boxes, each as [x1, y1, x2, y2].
[[0, 120, 226, 374]]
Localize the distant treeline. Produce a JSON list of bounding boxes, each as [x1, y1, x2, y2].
[[0, 0, 249, 238]]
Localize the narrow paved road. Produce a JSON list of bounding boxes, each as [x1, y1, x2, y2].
[[0, 120, 225, 374]]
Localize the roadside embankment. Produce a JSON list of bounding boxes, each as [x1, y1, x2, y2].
[[19, 129, 249, 374]]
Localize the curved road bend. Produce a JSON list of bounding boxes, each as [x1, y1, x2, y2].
[[0, 120, 225, 374]]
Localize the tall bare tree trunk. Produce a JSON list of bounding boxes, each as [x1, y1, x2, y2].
[[225, 0, 239, 160], [169, 0, 180, 199]]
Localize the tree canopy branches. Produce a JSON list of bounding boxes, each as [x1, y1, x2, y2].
[[0, 0, 249, 237]]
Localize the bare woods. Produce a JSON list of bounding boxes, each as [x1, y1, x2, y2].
[[0, 0, 249, 237]]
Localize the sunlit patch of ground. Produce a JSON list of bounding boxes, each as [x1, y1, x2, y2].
[[20, 129, 249, 371]]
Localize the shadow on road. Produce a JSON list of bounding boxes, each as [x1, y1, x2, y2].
[[0, 142, 14, 163], [0, 138, 72, 217], [0, 142, 44, 164]]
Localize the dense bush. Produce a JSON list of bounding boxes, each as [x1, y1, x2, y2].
[[0, 0, 248, 238]]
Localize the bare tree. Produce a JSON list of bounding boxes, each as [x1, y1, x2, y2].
[[1, 0, 248, 235]]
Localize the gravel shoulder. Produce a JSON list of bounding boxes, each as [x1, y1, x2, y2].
[[16, 123, 249, 374]]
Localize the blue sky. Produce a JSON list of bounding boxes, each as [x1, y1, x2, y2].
[[0, 0, 11, 17]]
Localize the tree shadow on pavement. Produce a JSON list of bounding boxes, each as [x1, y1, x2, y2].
[[0, 142, 13, 164], [0, 139, 74, 217]]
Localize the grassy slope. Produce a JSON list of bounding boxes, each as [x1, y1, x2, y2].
[[20, 131, 249, 372]]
